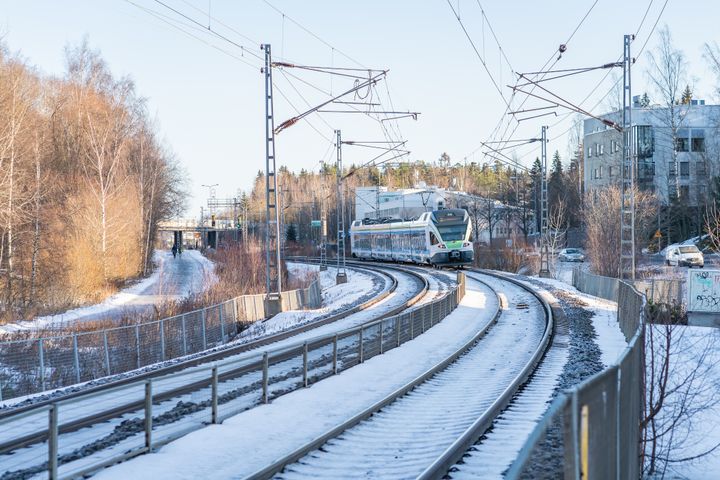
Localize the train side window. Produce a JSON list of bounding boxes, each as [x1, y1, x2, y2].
[[430, 232, 439, 245]]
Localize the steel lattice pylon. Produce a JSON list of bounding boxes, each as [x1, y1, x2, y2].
[[262, 44, 283, 312], [539, 125, 550, 277], [620, 34, 636, 281], [335, 130, 347, 284], [320, 185, 328, 271]]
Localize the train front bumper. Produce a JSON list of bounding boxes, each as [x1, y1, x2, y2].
[[430, 250, 473, 265]]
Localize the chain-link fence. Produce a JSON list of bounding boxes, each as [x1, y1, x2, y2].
[[635, 278, 684, 305], [0, 273, 466, 480], [507, 270, 644, 479], [0, 280, 321, 401]]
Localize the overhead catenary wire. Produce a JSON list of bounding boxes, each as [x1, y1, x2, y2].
[[478, 0, 666, 169]]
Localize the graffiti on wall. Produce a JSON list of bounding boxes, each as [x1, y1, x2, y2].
[[687, 269, 720, 313]]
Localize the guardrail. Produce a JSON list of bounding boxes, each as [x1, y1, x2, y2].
[[507, 269, 644, 479], [0, 272, 465, 480], [0, 280, 321, 402]]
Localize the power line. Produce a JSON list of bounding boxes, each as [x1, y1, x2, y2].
[[446, 0, 511, 110], [261, 0, 367, 69], [152, 0, 264, 61], [123, 0, 261, 70]]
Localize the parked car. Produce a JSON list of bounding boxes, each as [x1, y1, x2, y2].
[[665, 245, 704, 268], [558, 248, 585, 262]]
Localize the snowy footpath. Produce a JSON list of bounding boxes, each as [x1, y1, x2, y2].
[[0, 250, 215, 334]]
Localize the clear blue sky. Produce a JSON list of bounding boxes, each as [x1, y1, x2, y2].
[[2, 0, 717, 216]]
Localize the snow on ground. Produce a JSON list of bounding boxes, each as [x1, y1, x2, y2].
[[656, 326, 720, 480], [534, 276, 627, 368], [238, 265, 377, 340], [92, 277, 497, 480], [0, 250, 215, 334], [0, 265, 388, 411]]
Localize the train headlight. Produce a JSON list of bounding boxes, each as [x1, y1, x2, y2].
[[463, 242, 470, 247], [438, 243, 446, 249]]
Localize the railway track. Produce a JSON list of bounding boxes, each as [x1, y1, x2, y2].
[[0, 262, 455, 480], [244, 269, 554, 480]]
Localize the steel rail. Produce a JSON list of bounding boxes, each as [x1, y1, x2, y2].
[[416, 269, 554, 479], [243, 268, 553, 480], [243, 271, 504, 480], [0, 263, 429, 459], [0, 263, 395, 419]]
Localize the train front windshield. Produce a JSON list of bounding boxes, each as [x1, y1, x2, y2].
[[432, 210, 469, 242]]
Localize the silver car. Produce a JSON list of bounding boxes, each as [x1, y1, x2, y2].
[[558, 248, 585, 262]]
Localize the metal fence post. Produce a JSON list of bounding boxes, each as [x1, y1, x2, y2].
[[135, 325, 141, 369], [181, 315, 188, 356], [303, 342, 308, 387], [359, 328, 364, 363], [72, 334, 80, 384], [379, 321, 384, 354], [160, 319, 166, 362], [48, 404, 58, 480], [571, 390, 581, 480], [103, 331, 111, 375], [211, 366, 219, 424], [201, 310, 207, 350], [262, 352, 269, 404], [219, 305, 225, 342], [410, 311, 415, 339], [38, 338, 46, 391], [145, 379, 153, 450], [332, 334, 338, 374], [396, 316, 401, 347]]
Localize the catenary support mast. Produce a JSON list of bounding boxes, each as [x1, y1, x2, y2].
[[620, 34, 636, 280], [539, 125, 550, 277], [336, 130, 347, 284], [262, 44, 283, 314]]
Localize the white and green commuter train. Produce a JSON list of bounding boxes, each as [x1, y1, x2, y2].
[[349, 209, 474, 266]]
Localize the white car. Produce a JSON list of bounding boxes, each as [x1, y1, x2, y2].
[[665, 245, 704, 268], [558, 248, 585, 262]]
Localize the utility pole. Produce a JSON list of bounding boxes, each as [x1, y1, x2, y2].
[[620, 34, 636, 280], [336, 129, 347, 284], [539, 125, 551, 277], [262, 44, 283, 315], [241, 195, 249, 246], [279, 185, 286, 261], [320, 185, 328, 271]]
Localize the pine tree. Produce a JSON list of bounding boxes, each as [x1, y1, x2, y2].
[[548, 151, 566, 218], [286, 223, 298, 243], [640, 92, 651, 107], [681, 85, 693, 104]]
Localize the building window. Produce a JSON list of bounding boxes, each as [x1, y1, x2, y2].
[[697, 161, 707, 176], [668, 162, 676, 176], [588, 146, 592, 158], [680, 185, 690, 198], [598, 166, 603, 178], [699, 184, 708, 200], [675, 137, 689, 152], [680, 162, 689, 177], [691, 129, 706, 152], [599, 144, 604, 155], [636, 125, 654, 158], [675, 128, 689, 152], [609, 166, 614, 177]]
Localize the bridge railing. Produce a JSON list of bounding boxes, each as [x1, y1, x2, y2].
[[506, 269, 644, 479], [0, 281, 321, 402]]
